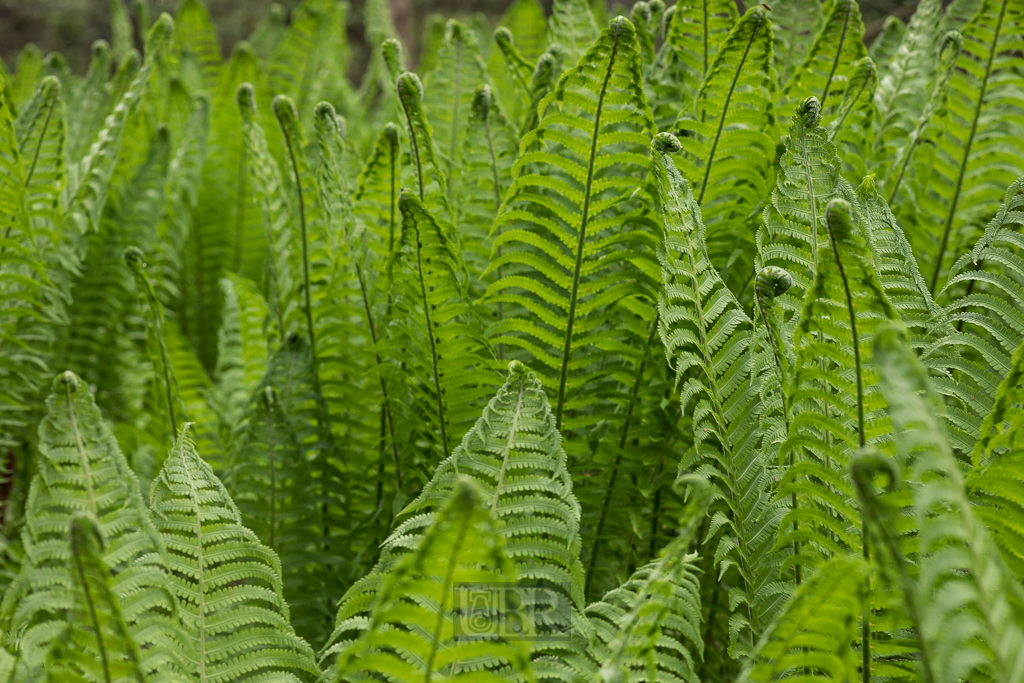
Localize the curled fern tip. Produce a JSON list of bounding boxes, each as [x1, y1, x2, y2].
[[653, 132, 683, 154]]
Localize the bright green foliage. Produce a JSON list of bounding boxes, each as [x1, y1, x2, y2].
[[332, 480, 534, 683], [738, 555, 868, 683], [655, 134, 789, 656], [650, 0, 738, 129], [772, 0, 825, 85], [873, 326, 1024, 683], [675, 6, 776, 286], [150, 426, 319, 682], [1, 372, 191, 678], [757, 97, 847, 311], [907, 0, 1024, 293], [387, 193, 496, 457], [778, 0, 867, 123], [42, 514, 149, 683], [3, 2, 1024, 682]]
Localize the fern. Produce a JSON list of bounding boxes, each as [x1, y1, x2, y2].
[[395, 71, 453, 228], [908, 0, 1024, 294], [771, 0, 825, 86], [674, 5, 776, 288], [172, 0, 222, 95], [872, 326, 1024, 683], [655, 134, 789, 657], [548, 0, 600, 63], [150, 425, 319, 682], [738, 555, 869, 683], [778, 0, 867, 122], [827, 56, 875, 183], [42, 514, 150, 683], [0, 372, 191, 678]]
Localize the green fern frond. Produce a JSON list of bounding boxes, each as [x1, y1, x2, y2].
[[548, 0, 599, 63], [873, 325, 1024, 683], [269, 0, 348, 119], [388, 192, 496, 457], [214, 273, 271, 429], [674, 6, 776, 287], [655, 134, 790, 656], [150, 425, 320, 682], [827, 56, 875, 183], [490, 0, 547, 122], [738, 554, 868, 683], [968, 336, 1024, 581], [756, 97, 847, 313], [868, 16, 905, 74], [0, 371, 192, 678], [332, 480, 535, 683], [771, 0, 824, 86], [226, 335, 332, 645], [42, 514, 149, 683], [517, 43, 568, 139], [63, 41, 111, 162], [396, 71, 453, 228], [353, 122, 400, 267], [172, 0, 222, 95], [777, 0, 867, 122], [649, 0, 738, 129], [9, 45, 43, 111], [457, 84, 519, 295], [247, 2, 287, 60], [880, 29, 962, 205], [908, 0, 1024, 294], [777, 198, 898, 572], [423, 20, 492, 193], [570, 476, 709, 683]]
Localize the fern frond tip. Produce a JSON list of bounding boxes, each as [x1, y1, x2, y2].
[[53, 371, 81, 394], [755, 267, 793, 300], [796, 96, 821, 127], [653, 132, 683, 154], [123, 245, 147, 270]]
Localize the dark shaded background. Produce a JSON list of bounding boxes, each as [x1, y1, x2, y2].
[[1, 0, 916, 77]]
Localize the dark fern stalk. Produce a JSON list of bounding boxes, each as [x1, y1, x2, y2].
[[823, 198, 870, 683]]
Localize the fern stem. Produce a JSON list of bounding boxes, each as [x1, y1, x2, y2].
[[71, 532, 111, 682], [64, 383, 98, 515], [483, 113, 506, 356], [1, 87, 56, 257], [556, 17, 623, 431], [410, 210, 450, 457], [263, 392, 277, 551], [927, 0, 1006, 296], [231, 137, 248, 273], [179, 438, 209, 683], [696, 11, 764, 204]]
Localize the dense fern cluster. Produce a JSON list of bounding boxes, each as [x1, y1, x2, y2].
[[1, 0, 1023, 680]]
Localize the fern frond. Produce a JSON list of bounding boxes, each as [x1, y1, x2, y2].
[[172, 0, 222, 95], [778, 0, 866, 122], [827, 56, 875, 183], [396, 71, 453, 228], [771, 0, 824, 86], [423, 20, 492, 193], [214, 274, 271, 434], [738, 555, 868, 683], [150, 425, 320, 682], [0, 372, 192, 678], [649, 0, 738, 129], [756, 97, 847, 313], [490, 0, 547, 123], [777, 198, 898, 572], [332, 480, 535, 683], [868, 16, 905, 73], [909, 0, 1024, 294], [269, 0, 348, 119], [42, 514, 149, 683], [674, 6, 776, 288], [548, 0, 599, 63], [226, 335, 332, 645], [9, 45, 43, 111], [388, 192, 496, 457], [517, 43, 568, 140], [655, 134, 790, 656], [873, 325, 1024, 683]]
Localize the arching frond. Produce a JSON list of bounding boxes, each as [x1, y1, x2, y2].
[[214, 274, 271, 435], [0, 372, 191, 678], [675, 6, 776, 287], [655, 134, 790, 656], [150, 426, 320, 682], [42, 514, 149, 683], [873, 326, 1024, 683], [827, 56, 875, 183], [172, 0, 222, 94], [738, 555, 869, 683], [907, 0, 1024, 294], [771, 0, 824, 92]]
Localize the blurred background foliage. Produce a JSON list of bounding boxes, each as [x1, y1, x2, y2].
[[2, 0, 919, 78]]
